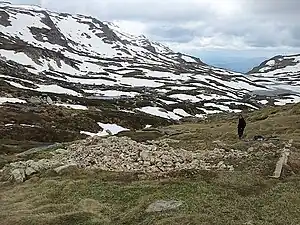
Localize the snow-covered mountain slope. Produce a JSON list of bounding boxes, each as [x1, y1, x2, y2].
[[247, 54, 300, 106], [0, 2, 291, 121]]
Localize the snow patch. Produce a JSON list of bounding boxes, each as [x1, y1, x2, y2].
[[204, 102, 242, 113], [4, 79, 81, 97], [173, 108, 192, 117], [258, 100, 268, 105], [0, 97, 26, 104], [266, 60, 275, 66], [181, 55, 197, 63], [120, 77, 164, 88], [169, 94, 200, 103], [55, 103, 88, 110], [20, 124, 38, 128], [274, 95, 300, 106], [84, 90, 139, 98], [197, 107, 223, 114], [137, 106, 182, 120], [80, 122, 129, 137], [36, 84, 82, 96], [169, 86, 197, 91], [4, 124, 14, 127], [159, 99, 177, 105], [0, 50, 38, 68]]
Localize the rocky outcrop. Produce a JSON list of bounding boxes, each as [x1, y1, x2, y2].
[[2, 158, 64, 183], [27, 95, 54, 105]]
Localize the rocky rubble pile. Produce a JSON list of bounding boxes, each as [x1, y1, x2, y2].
[[67, 136, 212, 173], [1, 136, 247, 183]]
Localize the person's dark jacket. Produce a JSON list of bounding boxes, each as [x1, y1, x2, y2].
[[238, 117, 246, 129]]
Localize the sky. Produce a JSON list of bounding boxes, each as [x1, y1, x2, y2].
[[8, 0, 300, 72]]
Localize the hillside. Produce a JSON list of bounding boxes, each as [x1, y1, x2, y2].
[[0, 2, 277, 122], [1, 102, 300, 225]]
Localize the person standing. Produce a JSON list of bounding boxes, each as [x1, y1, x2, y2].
[[238, 114, 246, 139]]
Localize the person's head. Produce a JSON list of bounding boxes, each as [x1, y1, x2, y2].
[[239, 114, 243, 119]]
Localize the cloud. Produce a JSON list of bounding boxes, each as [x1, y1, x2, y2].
[[245, 0, 300, 16], [9, 0, 40, 5], [37, 0, 227, 22]]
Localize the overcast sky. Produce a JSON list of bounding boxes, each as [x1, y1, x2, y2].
[[9, 0, 300, 71]]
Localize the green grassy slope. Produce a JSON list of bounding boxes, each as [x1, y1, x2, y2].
[[1, 103, 300, 225]]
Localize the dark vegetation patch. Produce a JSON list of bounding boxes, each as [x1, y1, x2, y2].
[[0, 103, 172, 154]]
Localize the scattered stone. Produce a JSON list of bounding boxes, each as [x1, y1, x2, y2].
[[219, 163, 227, 170], [253, 135, 265, 141], [5, 93, 13, 98], [247, 147, 254, 152], [213, 140, 226, 147], [55, 148, 69, 154], [28, 96, 42, 104], [11, 168, 26, 183], [25, 167, 36, 176], [262, 143, 276, 148], [46, 96, 53, 104], [140, 150, 150, 161], [145, 200, 183, 212], [227, 165, 234, 171], [54, 163, 77, 173]]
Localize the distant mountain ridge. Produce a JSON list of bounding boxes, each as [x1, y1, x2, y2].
[[247, 54, 300, 105], [0, 2, 299, 121]]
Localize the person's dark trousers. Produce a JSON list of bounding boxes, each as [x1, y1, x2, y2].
[[238, 127, 244, 139]]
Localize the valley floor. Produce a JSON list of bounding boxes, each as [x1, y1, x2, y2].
[[1, 103, 300, 225]]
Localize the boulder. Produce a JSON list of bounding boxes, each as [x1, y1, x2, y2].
[[25, 167, 36, 176], [140, 150, 150, 161], [46, 96, 53, 104], [11, 168, 26, 183], [146, 200, 183, 213], [28, 96, 42, 104], [54, 164, 77, 173], [253, 135, 265, 141], [55, 148, 69, 154]]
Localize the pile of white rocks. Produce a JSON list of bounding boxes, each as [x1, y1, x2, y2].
[[67, 136, 212, 173], [1, 136, 239, 183]]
